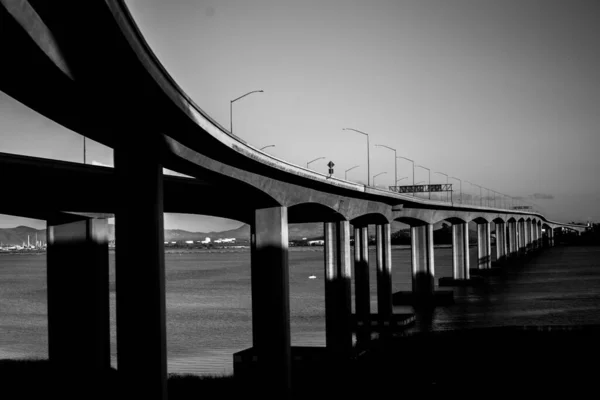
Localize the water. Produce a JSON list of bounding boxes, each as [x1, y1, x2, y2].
[[1, 245, 599, 375]]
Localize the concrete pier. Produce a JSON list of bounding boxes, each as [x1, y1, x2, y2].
[[477, 222, 491, 269], [495, 222, 507, 263], [508, 221, 516, 257], [354, 225, 370, 345], [114, 142, 167, 400], [452, 222, 470, 279], [46, 214, 110, 394], [376, 223, 393, 324], [411, 224, 435, 297], [324, 221, 352, 356], [251, 206, 292, 395]]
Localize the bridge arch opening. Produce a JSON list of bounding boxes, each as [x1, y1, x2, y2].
[[0, 213, 49, 362]]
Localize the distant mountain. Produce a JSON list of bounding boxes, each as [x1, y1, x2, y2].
[[0, 221, 487, 246], [0, 226, 46, 246]]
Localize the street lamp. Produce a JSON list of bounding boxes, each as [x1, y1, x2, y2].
[[375, 144, 397, 188], [230, 89, 264, 134], [343, 128, 370, 186], [345, 165, 360, 180], [449, 176, 462, 204], [83, 136, 86, 164], [465, 181, 483, 206], [397, 156, 415, 196], [434, 171, 449, 202], [373, 172, 387, 187], [415, 165, 431, 199], [259, 145, 275, 151], [307, 157, 325, 169]]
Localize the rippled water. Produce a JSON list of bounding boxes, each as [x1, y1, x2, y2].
[[1, 245, 599, 375]]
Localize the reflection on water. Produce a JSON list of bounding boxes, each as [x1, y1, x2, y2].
[[1, 246, 599, 375]]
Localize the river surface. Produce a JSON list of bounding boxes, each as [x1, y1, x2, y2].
[[1, 245, 599, 375]]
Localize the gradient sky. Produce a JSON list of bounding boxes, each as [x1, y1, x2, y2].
[[1, 0, 599, 229]]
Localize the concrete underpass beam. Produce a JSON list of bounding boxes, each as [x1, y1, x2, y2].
[[115, 142, 167, 400], [477, 222, 491, 269], [451, 223, 470, 279], [251, 206, 291, 395], [324, 221, 352, 355], [495, 222, 507, 263], [411, 224, 435, 297], [376, 223, 393, 323], [46, 214, 110, 394], [354, 225, 370, 345]]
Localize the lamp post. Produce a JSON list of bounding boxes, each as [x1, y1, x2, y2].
[[466, 181, 482, 206], [449, 176, 462, 204], [434, 171, 449, 202], [345, 165, 360, 180], [373, 172, 387, 187], [259, 145, 275, 151], [397, 156, 415, 196], [83, 136, 86, 164], [343, 128, 370, 186], [307, 157, 325, 169], [375, 144, 397, 188], [415, 165, 431, 199], [230, 89, 264, 134]]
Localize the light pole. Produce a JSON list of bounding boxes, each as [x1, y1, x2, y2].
[[415, 165, 431, 199], [343, 128, 370, 186], [434, 171, 449, 202], [345, 165, 360, 180], [466, 181, 482, 206], [397, 156, 415, 196], [259, 145, 275, 151], [375, 144, 397, 189], [230, 89, 263, 134], [83, 136, 86, 164], [307, 157, 325, 169], [449, 176, 462, 204], [373, 172, 387, 187]]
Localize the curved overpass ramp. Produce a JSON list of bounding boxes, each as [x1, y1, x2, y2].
[[0, 1, 588, 398]]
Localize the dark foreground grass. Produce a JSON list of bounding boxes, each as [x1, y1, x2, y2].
[[3, 326, 599, 399]]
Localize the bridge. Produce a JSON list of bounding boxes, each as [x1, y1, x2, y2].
[[0, 1, 588, 398]]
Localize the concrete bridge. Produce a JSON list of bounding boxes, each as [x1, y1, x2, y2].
[[0, 1, 588, 398]]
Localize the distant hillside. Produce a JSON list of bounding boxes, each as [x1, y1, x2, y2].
[[0, 226, 46, 246], [1, 221, 488, 246]]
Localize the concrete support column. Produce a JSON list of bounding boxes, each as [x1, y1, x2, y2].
[[115, 141, 167, 400], [47, 214, 110, 394], [508, 222, 517, 257], [518, 221, 526, 255], [376, 223, 393, 323], [538, 224, 543, 248], [411, 224, 435, 297], [548, 228, 554, 247], [495, 222, 507, 263], [324, 221, 352, 356], [532, 223, 538, 249], [452, 223, 470, 279], [526, 220, 533, 251], [477, 222, 491, 269], [251, 206, 291, 394], [354, 225, 370, 345]]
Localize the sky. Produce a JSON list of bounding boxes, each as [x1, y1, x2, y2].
[[1, 0, 599, 230]]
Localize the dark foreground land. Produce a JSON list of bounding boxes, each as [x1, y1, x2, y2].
[[2, 325, 599, 399]]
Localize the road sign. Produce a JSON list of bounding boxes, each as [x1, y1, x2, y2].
[[327, 161, 335, 168], [389, 184, 452, 193]]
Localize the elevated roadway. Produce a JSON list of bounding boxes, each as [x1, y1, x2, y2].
[[0, 1, 588, 398]]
